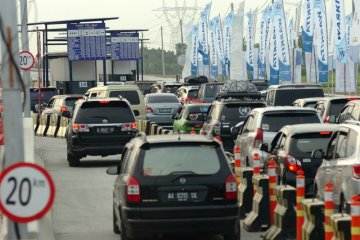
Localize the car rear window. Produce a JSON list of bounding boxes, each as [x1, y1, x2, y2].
[[141, 144, 221, 176], [75, 101, 135, 123], [109, 91, 140, 105], [221, 103, 265, 125], [290, 132, 333, 157], [274, 89, 324, 106], [148, 95, 179, 103], [329, 99, 354, 116], [304, 102, 317, 108], [188, 89, 198, 98], [261, 113, 321, 132], [205, 84, 223, 97], [30, 89, 58, 101], [162, 85, 180, 93], [65, 97, 83, 107]]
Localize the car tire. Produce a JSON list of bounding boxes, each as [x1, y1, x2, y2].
[[67, 152, 80, 167], [120, 214, 130, 240], [113, 205, 120, 234]]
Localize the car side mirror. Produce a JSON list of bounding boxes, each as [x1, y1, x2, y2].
[[106, 166, 120, 175], [172, 115, 178, 120], [196, 115, 204, 121], [260, 143, 269, 152], [133, 110, 140, 116], [328, 115, 336, 123], [230, 126, 240, 140], [311, 149, 324, 160]]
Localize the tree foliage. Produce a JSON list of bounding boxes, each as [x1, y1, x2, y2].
[[143, 46, 183, 75]]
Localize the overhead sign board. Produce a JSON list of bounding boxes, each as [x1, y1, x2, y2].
[[111, 32, 139, 61], [0, 162, 55, 223], [67, 23, 106, 61], [18, 51, 35, 71]]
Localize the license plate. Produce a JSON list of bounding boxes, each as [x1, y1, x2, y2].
[[303, 158, 311, 163], [96, 127, 115, 134], [159, 108, 172, 113], [167, 192, 198, 202]]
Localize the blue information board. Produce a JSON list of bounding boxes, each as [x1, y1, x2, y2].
[[67, 23, 106, 61], [111, 32, 139, 61]]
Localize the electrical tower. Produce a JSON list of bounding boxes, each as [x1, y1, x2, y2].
[[154, 0, 200, 50]]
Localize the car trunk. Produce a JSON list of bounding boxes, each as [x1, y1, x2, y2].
[[148, 102, 180, 115]]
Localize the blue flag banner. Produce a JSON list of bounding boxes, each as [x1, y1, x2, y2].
[[332, 0, 347, 64], [258, 9, 267, 79], [224, 11, 234, 77], [314, 0, 328, 83], [214, 16, 226, 77], [268, 5, 279, 85], [246, 10, 254, 80], [346, 14, 352, 51], [198, 3, 211, 66], [191, 24, 199, 76], [302, 0, 314, 53], [273, 0, 291, 82], [209, 19, 218, 78]]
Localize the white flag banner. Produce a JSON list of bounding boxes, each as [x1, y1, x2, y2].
[[253, 48, 259, 79], [294, 5, 301, 47], [351, 0, 360, 47], [332, 0, 347, 64], [336, 59, 356, 93]]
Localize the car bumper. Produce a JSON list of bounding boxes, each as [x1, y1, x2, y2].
[[147, 114, 174, 124], [121, 205, 239, 237]]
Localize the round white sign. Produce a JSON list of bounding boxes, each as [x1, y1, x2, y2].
[[18, 51, 35, 71], [0, 162, 55, 223]]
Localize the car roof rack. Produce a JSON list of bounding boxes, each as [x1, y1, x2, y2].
[[216, 91, 262, 100]]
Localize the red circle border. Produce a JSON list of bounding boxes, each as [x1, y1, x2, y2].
[[18, 51, 35, 71], [0, 162, 55, 223]]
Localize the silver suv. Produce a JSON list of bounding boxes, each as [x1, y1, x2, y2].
[[313, 121, 360, 213], [235, 107, 322, 167]]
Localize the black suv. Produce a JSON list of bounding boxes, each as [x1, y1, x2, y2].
[[200, 81, 266, 152], [66, 97, 138, 167], [106, 134, 239, 240]]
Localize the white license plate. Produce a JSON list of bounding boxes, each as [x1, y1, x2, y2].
[[159, 108, 171, 113], [96, 127, 114, 134], [167, 192, 198, 202], [303, 158, 311, 163]]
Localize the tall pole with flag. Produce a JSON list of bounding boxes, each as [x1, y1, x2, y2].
[[302, 0, 315, 83], [209, 18, 219, 80], [198, 2, 211, 77], [224, 8, 234, 79], [246, 9, 254, 80], [191, 24, 199, 76]]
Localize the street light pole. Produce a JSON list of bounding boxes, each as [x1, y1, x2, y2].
[[21, 0, 31, 117], [0, 0, 28, 239]]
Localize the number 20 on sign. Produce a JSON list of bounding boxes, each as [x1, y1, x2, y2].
[[0, 162, 55, 223]]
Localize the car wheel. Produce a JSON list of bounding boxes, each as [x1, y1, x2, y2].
[[113, 205, 120, 234], [120, 214, 129, 240]]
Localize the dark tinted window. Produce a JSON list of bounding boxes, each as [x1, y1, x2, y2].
[[141, 144, 221, 176], [290, 132, 333, 157], [205, 84, 223, 97], [304, 102, 317, 108], [329, 99, 355, 116], [274, 89, 324, 106], [65, 97, 83, 107], [30, 89, 58, 102], [261, 113, 320, 132], [188, 89, 198, 98], [148, 95, 179, 103], [162, 85, 180, 93], [109, 91, 140, 105], [75, 101, 135, 123], [221, 103, 265, 125], [252, 82, 269, 91]]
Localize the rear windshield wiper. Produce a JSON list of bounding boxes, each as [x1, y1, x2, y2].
[[170, 171, 210, 182]]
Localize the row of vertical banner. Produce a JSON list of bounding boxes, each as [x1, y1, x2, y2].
[[183, 0, 360, 93]]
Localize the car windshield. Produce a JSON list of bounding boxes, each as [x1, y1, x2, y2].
[[261, 113, 321, 132], [329, 99, 355, 116], [75, 101, 135, 123], [274, 89, 324, 106], [142, 144, 221, 176], [205, 84, 223, 97], [148, 95, 179, 103], [109, 91, 140, 105], [221, 103, 265, 125], [290, 132, 333, 157], [188, 89, 198, 98], [162, 85, 180, 93]]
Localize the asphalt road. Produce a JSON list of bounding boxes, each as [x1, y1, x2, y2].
[[35, 137, 262, 240]]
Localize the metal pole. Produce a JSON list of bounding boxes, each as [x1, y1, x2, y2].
[[111, 60, 114, 81], [344, 64, 347, 95], [0, 0, 28, 238], [45, 24, 49, 86], [161, 26, 165, 76], [141, 34, 144, 81], [69, 61, 73, 94], [20, 0, 31, 117], [103, 59, 107, 85]]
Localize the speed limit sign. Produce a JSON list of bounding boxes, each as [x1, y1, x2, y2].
[[0, 162, 55, 223], [18, 51, 35, 71]]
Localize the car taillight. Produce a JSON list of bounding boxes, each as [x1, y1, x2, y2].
[[254, 128, 263, 147], [285, 154, 302, 173], [324, 116, 329, 123], [122, 122, 137, 131], [146, 106, 153, 113], [126, 176, 140, 202], [225, 175, 237, 201], [353, 165, 360, 179], [73, 123, 89, 133], [60, 106, 68, 112], [213, 121, 221, 135]]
